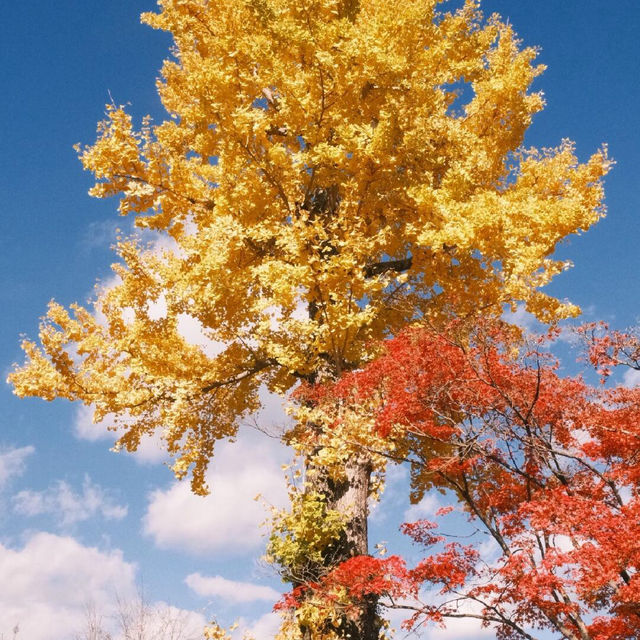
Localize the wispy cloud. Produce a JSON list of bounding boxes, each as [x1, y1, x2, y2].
[[185, 573, 280, 604], [13, 475, 127, 526], [403, 492, 441, 523], [0, 445, 34, 490], [231, 612, 283, 640], [73, 403, 169, 464], [623, 367, 640, 388], [80, 218, 122, 252]]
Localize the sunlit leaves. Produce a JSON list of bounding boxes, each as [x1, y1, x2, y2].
[[10, 0, 609, 494]]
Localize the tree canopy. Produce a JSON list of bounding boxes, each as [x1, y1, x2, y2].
[[9, 0, 609, 497]]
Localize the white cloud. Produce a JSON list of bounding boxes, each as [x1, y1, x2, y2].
[[369, 462, 408, 524], [502, 304, 541, 334], [0, 532, 209, 640], [110, 599, 207, 640], [12, 475, 127, 526], [381, 593, 494, 640], [503, 303, 581, 345], [623, 367, 640, 388], [73, 404, 106, 442], [426, 615, 494, 639], [552, 534, 576, 553], [143, 425, 289, 555], [177, 313, 226, 358], [81, 218, 121, 250], [403, 493, 440, 523], [185, 573, 280, 604], [477, 535, 501, 562], [242, 385, 292, 436], [0, 445, 34, 489], [382, 604, 421, 638], [145, 293, 225, 358], [0, 532, 136, 640], [146, 291, 168, 320]]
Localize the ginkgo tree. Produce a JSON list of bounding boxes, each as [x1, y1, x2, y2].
[[9, 0, 610, 638]]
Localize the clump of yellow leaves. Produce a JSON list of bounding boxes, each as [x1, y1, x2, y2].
[[289, 387, 391, 499], [204, 621, 258, 640], [267, 481, 346, 581], [203, 621, 235, 640], [9, 0, 611, 492]]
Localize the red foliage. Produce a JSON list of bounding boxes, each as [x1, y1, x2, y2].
[[294, 320, 640, 639], [274, 585, 308, 611], [408, 543, 479, 592], [400, 519, 443, 547], [578, 321, 640, 379], [323, 555, 412, 600]]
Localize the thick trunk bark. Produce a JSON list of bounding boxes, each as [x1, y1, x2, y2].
[[302, 454, 382, 640]]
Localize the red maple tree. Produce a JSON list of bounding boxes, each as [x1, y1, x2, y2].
[[281, 320, 640, 640]]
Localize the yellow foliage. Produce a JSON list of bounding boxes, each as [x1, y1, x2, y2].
[[267, 482, 346, 579], [203, 621, 233, 640], [9, 0, 610, 493], [204, 621, 253, 640]]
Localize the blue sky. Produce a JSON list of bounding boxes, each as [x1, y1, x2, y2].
[[0, 1, 638, 638]]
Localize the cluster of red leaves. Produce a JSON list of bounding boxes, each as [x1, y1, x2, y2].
[[291, 320, 640, 640], [578, 322, 640, 379], [274, 555, 412, 619], [275, 547, 478, 626], [274, 585, 309, 612], [324, 555, 411, 600]]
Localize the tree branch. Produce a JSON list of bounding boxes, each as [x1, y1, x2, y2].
[[201, 358, 277, 393], [363, 256, 412, 279]]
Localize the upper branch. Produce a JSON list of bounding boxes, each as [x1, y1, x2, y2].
[[201, 358, 278, 394], [363, 256, 413, 279]]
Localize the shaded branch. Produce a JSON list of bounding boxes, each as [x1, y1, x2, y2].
[[201, 358, 278, 393], [363, 256, 412, 279]]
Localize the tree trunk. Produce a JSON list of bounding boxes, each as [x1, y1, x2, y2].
[[303, 454, 382, 640]]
